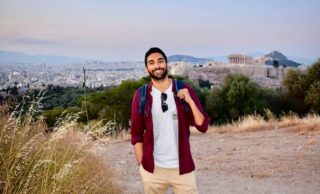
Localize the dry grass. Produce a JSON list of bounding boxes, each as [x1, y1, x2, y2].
[[0, 99, 120, 194], [206, 113, 320, 134], [278, 113, 320, 134], [98, 130, 131, 145], [207, 115, 272, 134], [86, 119, 131, 143]]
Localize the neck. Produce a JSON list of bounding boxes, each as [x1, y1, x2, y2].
[[151, 76, 172, 92]]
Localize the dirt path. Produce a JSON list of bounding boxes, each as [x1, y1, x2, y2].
[[91, 128, 320, 194]]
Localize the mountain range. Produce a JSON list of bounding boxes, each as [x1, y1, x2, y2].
[[0, 50, 315, 66], [0, 50, 87, 64]]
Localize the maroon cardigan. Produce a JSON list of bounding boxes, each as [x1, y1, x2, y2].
[[130, 81, 210, 175]]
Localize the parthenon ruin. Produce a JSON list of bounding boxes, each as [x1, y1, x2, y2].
[[228, 54, 254, 65]]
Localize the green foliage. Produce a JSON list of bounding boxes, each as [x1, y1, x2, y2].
[[262, 88, 290, 115], [198, 88, 210, 109], [306, 60, 320, 85], [43, 106, 80, 128], [41, 85, 99, 110], [206, 74, 268, 124], [283, 69, 307, 99], [80, 77, 149, 129], [304, 61, 320, 112], [283, 60, 320, 114], [43, 107, 65, 128], [305, 81, 320, 112]]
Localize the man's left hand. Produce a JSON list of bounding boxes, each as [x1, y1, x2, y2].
[[177, 88, 193, 105]]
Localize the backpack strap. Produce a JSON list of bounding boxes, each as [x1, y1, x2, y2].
[[138, 84, 149, 116], [174, 79, 184, 91], [174, 79, 189, 113], [138, 80, 189, 115]]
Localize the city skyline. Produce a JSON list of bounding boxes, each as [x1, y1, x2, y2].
[[1, 0, 319, 61]]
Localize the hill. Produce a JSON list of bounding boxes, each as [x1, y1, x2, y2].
[[0, 50, 87, 64], [264, 51, 301, 67], [168, 55, 212, 63]]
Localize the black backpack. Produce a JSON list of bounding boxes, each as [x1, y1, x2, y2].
[[138, 79, 189, 117]]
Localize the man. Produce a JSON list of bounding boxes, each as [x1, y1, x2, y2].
[[130, 47, 210, 194]]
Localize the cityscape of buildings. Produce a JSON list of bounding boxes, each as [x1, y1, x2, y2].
[[0, 51, 309, 99], [0, 61, 146, 90]]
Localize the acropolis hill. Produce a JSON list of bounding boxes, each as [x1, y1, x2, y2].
[[169, 51, 304, 88]]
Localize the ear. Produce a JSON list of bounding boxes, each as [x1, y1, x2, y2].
[[145, 66, 149, 73]]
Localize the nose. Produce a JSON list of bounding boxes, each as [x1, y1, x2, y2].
[[155, 62, 160, 68]]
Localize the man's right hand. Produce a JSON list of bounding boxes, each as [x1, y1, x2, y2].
[[134, 142, 143, 165]]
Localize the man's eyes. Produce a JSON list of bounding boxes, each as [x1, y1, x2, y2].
[[148, 59, 164, 65]]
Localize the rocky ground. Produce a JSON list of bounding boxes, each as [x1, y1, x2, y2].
[[91, 128, 320, 194]]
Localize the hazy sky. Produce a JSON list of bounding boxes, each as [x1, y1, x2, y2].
[[0, 0, 319, 61]]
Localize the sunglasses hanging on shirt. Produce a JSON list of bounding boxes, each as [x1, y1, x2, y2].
[[161, 93, 168, 112]]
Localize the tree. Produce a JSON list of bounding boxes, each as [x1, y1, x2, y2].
[[305, 81, 320, 112], [283, 69, 307, 99], [80, 77, 149, 129], [206, 74, 268, 124], [304, 61, 320, 112], [43, 107, 65, 128], [306, 60, 320, 86], [283, 60, 320, 114]]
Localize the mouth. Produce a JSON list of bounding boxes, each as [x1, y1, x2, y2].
[[152, 69, 164, 74]]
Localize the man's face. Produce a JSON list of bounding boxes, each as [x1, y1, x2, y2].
[[146, 52, 168, 80]]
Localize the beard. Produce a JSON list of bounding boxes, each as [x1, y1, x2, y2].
[[148, 67, 168, 80]]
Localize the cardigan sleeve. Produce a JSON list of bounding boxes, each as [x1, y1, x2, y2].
[[185, 84, 211, 133], [130, 90, 145, 145]]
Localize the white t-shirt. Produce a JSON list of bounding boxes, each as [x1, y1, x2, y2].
[[151, 83, 179, 168]]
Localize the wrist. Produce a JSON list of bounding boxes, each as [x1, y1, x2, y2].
[[187, 99, 195, 106]]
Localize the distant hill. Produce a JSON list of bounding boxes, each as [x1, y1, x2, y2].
[[287, 56, 315, 66], [265, 51, 288, 61], [0, 50, 87, 64], [264, 51, 301, 67], [168, 55, 212, 63]]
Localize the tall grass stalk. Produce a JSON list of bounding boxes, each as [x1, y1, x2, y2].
[[0, 91, 120, 193], [82, 67, 90, 131]]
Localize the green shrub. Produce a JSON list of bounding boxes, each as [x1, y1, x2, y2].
[[283, 60, 320, 114], [206, 74, 268, 124]]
